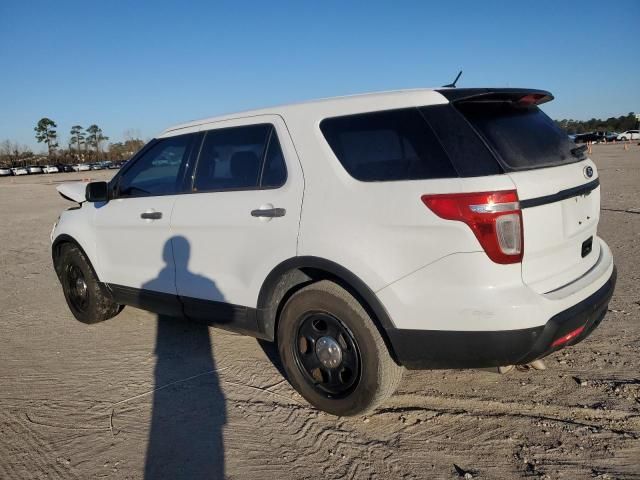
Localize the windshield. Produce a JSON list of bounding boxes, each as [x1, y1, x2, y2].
[[456, 102, 584, 171]]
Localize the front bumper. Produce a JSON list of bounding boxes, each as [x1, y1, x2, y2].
[[387, 266, 616, 369]]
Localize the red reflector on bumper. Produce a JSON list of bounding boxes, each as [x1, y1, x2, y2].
[[551, 325, 586, 348]]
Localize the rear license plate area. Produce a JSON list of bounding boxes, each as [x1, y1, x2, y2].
[[581, 236, 593, 258], [562, 193, 596, 237]]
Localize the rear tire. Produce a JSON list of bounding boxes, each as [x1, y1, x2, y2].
[[277, 280, 403, 416], [58, 244, 123, 324]]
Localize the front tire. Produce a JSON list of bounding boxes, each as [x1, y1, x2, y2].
[[58, 244, 123, 324], [277, 280, 403, 416]]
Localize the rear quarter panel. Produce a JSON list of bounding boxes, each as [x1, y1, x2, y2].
[[284, 100, 518, 293]]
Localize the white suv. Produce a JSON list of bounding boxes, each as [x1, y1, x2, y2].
[[616, 130, 639, 141], [51, 88, 616, 415]]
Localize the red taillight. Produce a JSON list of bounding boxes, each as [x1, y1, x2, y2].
[[551, 325, 585, 348], [421, 190, 523, 264], [517, 93, 552, 106]]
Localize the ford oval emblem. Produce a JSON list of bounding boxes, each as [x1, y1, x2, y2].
[[584, 166, 594, 179]]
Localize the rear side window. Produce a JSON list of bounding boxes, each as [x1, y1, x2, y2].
[[456, 102, 583, 171], [194, 124, 287, 191], [320, 108, 457, 181], [117, 134, 193, 197], [261, 131, 287, 187], [420, 105, 502, 177]]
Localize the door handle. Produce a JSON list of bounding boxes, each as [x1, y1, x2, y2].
[[140, 211, 162, 220], [251, 207, 286, 218]]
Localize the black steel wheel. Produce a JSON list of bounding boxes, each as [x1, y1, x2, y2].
[[278, 280, 403, 416], [64, 263, 90, 313], [294, 312, 361, 397], [57, 243, 123, 324]]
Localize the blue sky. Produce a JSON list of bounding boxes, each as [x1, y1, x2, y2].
[[1, 0, 638, 151]]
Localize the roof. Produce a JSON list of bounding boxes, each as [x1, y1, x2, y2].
[[160, 88, 448, 136], [159, 87, 553, 137]]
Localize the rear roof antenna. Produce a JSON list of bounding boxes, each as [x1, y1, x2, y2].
[[442, 70, 462, 88]]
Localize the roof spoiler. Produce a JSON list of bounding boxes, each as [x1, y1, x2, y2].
[[436, 88, 554, 106]]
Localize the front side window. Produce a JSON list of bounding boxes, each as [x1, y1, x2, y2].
[[320, 108, 457, 182], [194, 124, 287, 191], [117, 134, 193, 197]]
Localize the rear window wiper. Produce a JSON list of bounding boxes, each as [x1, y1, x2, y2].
[[570, 144, 588, 158]]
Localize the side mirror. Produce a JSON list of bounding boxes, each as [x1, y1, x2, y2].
[[85, 181, 109, 202]]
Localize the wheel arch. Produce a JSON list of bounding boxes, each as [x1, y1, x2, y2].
[[256, 256, 399, 360], [52, 234, 102, 283]]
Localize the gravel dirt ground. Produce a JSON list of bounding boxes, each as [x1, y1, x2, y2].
[[0, 144, 638, 479]]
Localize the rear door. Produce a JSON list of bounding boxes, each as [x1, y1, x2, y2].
[[169, 115, 303, 324], [455, 97, 600, 293]]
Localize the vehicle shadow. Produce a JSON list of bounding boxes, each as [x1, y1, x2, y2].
[[257, 339, 287, 380], [142, 237, 227, 479]]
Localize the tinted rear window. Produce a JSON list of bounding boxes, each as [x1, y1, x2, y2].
[[320, 108, 457, 181], [457, 102, 584, 171], [420, 105, 502, 177]]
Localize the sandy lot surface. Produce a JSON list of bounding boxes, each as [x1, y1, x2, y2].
[[0, 145, 638, 479]]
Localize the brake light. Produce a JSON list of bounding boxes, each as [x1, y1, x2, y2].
[[551, 325, 585, 348], [421, 190, 523, 264], [517, 93, 552, 106]]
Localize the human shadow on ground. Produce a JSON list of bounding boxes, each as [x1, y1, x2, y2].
[[142, 236, 226, 479]]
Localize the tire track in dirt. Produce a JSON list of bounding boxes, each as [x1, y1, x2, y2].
[[374, 393, 640, 436], [0, 409, 80, 480], [219, 397, 415, 480]]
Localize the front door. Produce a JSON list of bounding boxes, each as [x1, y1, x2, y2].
[[94, 132, 198, 314]]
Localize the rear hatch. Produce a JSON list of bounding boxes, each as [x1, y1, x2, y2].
[[446, 89, 601, 294]]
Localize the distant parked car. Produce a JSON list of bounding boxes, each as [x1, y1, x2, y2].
[[11, 167, 28, 176], [604, 132, 619, 143], [27, 166, 43, 174], [58, 164, 75, 172], [574, 131, 604, 143], [89, 163, 104, 170], [573, 132, 591, 143], [73, 164, 91, 172], [0, 167, 12, 176], [43, 165, 60, 174], [617, 130, 640, 141], [108, 161, 126, 169]]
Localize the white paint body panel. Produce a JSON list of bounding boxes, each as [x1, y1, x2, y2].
[[93, 197, 179, 294], [377, 238, 613, 331], [507, 159, 600, 294]]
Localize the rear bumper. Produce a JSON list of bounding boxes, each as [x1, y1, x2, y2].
[[388, 266, 616, 369]]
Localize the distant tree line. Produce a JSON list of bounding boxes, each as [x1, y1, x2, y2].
[[555, 112, 638, 134], [0, 118, 146, 167], [4, 110, 637, 167], [0, 140, 34, 166]]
